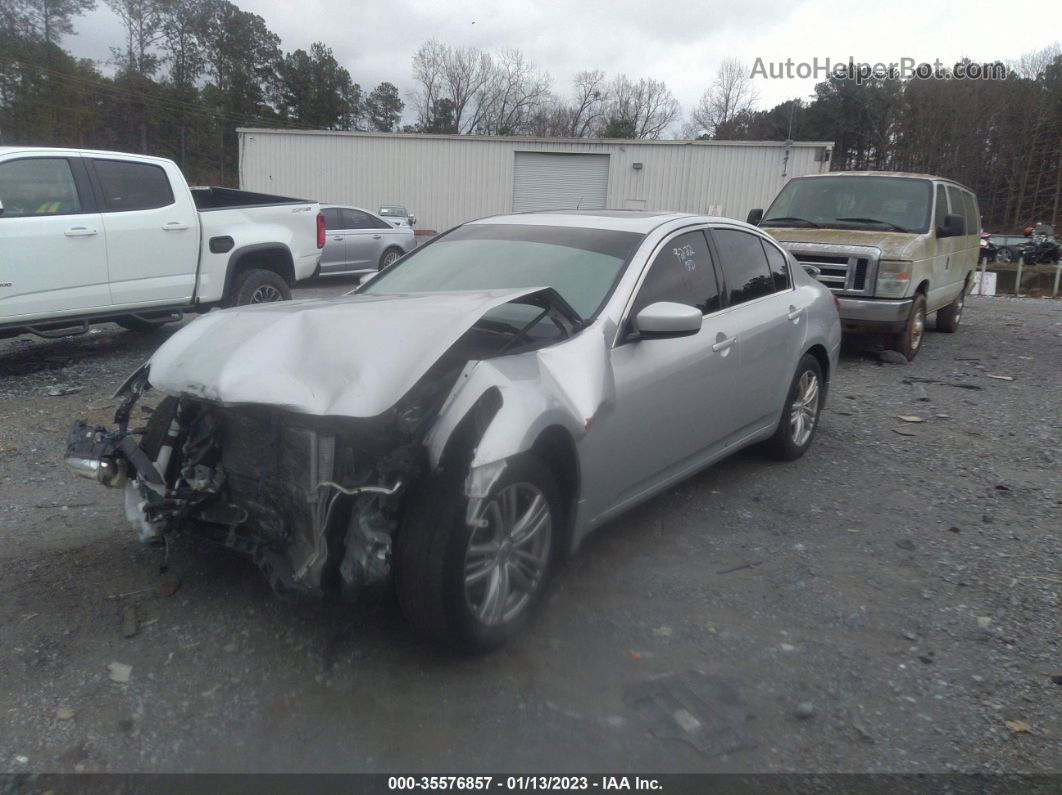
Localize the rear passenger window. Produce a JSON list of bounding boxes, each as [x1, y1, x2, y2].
[[711, 228, 776, 306], [760, 239, 791, 291], [92, 159, 174, 212], [0, 158, 82, 217], [321, 208, 342, 230], [341, 209, 373, 229], [632, 230, 721, 317]]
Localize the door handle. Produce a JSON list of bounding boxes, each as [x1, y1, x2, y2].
[[712, 335, 737, 352], [333, 236, 343, 241], [162, 222, 189, 231], [787, 305, 802, 322], [64, 227, 97, 237], [372, 234, 382, 239]]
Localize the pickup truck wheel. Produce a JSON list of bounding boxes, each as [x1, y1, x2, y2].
[[379, 247, 403, 269], [230, 269, 291, 306], [936, 286, 965, 333], [890, 293, 926, 361], [395, 454, 560, 652], [764, 354, 824, 461]]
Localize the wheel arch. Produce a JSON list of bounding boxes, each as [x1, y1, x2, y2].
[[223, 244, 296, 299]]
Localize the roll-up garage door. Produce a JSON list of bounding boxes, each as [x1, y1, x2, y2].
[[511, 152, 610, 212]]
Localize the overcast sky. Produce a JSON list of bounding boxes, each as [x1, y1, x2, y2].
[[65, 0, 1062, 131]]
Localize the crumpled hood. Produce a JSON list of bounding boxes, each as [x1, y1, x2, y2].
[[763, 227, 930, 260], [147, 288, 543, 417]]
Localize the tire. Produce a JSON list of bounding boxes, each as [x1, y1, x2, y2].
[[228, 269, 291, 307], [936, 284, 965, 333], [890, 292, 926, 361], [379, 247, 403, 270], [764, 354, 824, 461], [394, 454, 561, 652], [997, 247, 1013, 264], [116, 316, 174, 333]]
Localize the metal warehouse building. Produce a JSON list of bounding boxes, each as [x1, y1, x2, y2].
[[237, 129, 834, 232]]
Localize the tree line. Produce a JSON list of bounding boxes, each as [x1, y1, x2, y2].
[[0, 1, 1058, 230]]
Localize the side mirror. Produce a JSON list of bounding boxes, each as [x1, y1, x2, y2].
[[0, 198, 4, 215], [746, 208, 764, 225], [634, 302, 702, 339], [409, 216, 416, 227], [938, 213, 966, 238], [801, 263, 821, 278]]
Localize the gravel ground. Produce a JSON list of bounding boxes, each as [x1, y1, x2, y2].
[[1, 285, 1060, 774]]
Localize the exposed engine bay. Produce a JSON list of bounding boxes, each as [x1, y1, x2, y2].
[[65, 289, 584, 598]]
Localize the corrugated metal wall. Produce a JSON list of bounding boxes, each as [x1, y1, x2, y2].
[[238, 129, 832, 231]]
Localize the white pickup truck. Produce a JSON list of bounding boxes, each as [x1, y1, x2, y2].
[[0, 147, 323, 338]]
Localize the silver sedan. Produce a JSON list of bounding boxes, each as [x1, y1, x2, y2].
[[318, 204, 415, 275], [66, 211, 841, 651]]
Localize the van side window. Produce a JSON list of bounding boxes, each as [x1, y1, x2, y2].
[[92, 159, 174, 212], [0, 158, 83, 218], [632, 230, 721, 316], [945, 186, 965, 232], [934, 185, 949, 232]]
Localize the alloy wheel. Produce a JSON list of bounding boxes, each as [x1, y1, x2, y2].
[[250, 285, 284, 303], [789, 370, 820, 447], [463, 482, 552, 626]]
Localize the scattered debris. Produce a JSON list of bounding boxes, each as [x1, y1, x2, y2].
[[852, 720, 875, 743], [107, 662, 132, 683], [201, 684, 221, 699], [879, 350, 908, 365], [897, 415, 925, 423], [918, 654, 934, 665], [936, 413, 951, 419], [45, 385, 83, 397], [794, 702, 815, 720], [157, 574, 181, 598], [948, 526, 962, 533], [624, 671, 755, 757], [1004, 720, 1032, 733], [986, 375, 1015, 381], [977, 616, 992, 629], [780, 643, 797, 653], [1050, 675, 1062, 686], [912, 384, 930, 401], [954, 356, 980, 361], [55, 707, 75, 721], [715, 561, 763, 575], [892, 426, 918, 436], [901, 629, 918, 641], [652, 626, 673, 638], [121, 605, 138, 638], [108, 587, 154, 601], [896, 539, 916, 551]]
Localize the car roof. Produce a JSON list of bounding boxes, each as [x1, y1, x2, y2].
[[0, 146, 174, 165], [320, 203, 381, 216], [791, 171, 974, 192], [470, 210, 702, 234]]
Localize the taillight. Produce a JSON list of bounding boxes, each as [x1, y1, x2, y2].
[[316, 212, 325, 249], [832, 294, 841, 312]]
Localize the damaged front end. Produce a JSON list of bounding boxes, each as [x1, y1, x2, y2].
[[64, 288, 587, 599]]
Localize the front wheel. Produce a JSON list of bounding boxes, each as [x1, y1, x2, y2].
[[890, 292, 926, 361], [997, 247, 1014, 264], [764, 354, 824, 461], [394, 455, 561, 652]]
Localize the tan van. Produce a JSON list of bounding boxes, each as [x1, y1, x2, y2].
[[748, 172, 980, 360]]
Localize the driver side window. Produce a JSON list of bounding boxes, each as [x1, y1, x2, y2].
[[631, 230, 721, 317]]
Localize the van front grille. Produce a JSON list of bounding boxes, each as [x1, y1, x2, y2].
[[784, 244, 881, 297]]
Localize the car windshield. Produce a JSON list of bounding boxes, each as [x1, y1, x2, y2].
[[762, 176, 932, 233], [361, 223, 644, 319]]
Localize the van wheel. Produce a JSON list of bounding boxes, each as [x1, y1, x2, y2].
[[395, 454, 560, 652], [936, 286, 965, 333], [764, 354, 824, 461], [891, 293, 926, 361], [229, 269, 291, 306]]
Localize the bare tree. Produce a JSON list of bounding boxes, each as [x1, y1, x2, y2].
[[688, 57, 758, 138], [566, 69, 608, 137], [410, 39, 447, 130], [607, 74, 680, 139], [476, 47, 551, 134]]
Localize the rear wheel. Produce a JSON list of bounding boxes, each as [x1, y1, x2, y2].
[[890, 292, 926, 361], [936, 284, 965, 333], [228, 268, 291, 306], [395, 454, 560, 652], [765, 354, 824, 461], [379, 247, 403, 270]]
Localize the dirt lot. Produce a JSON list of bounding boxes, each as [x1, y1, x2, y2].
[[1, 285, 1060, 774]]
